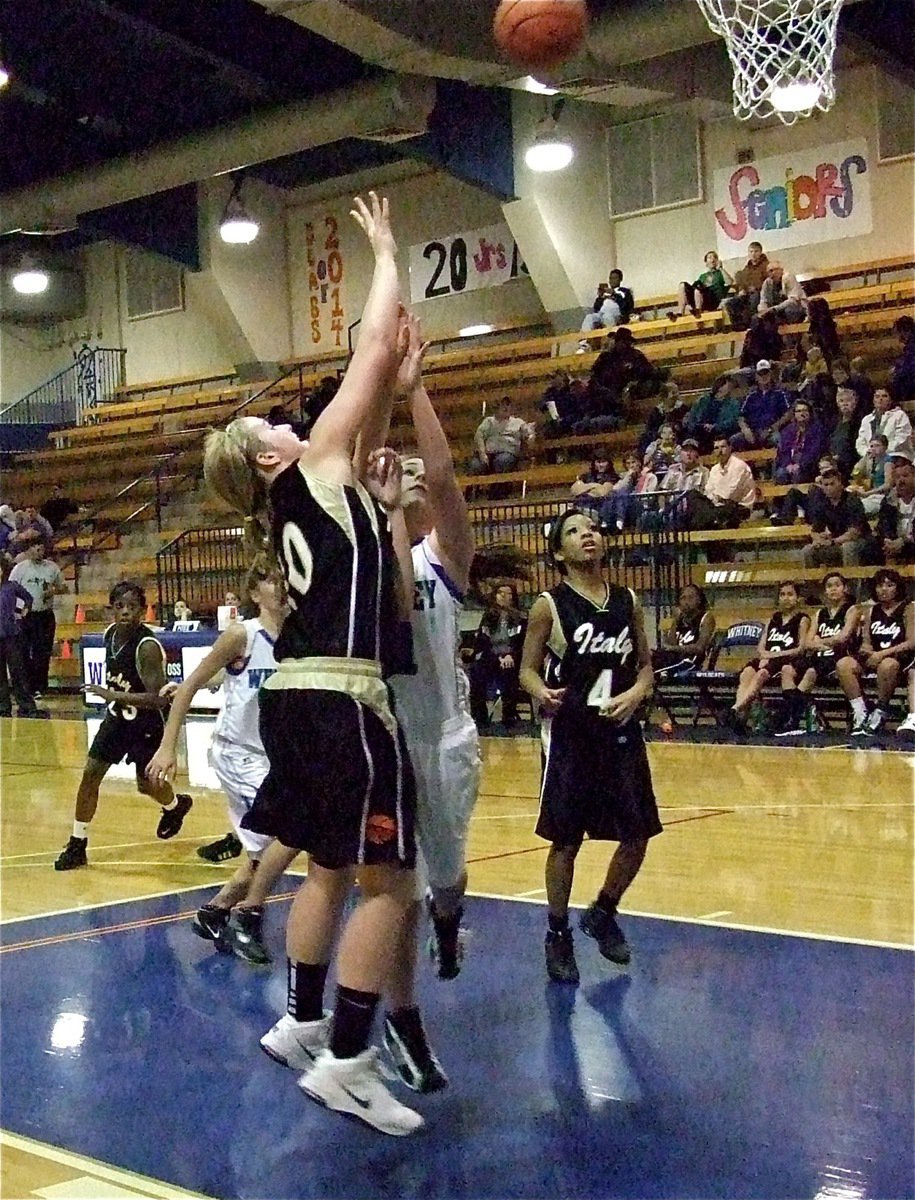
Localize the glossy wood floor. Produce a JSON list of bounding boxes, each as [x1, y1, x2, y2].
[[1, 714, 912, 1197]]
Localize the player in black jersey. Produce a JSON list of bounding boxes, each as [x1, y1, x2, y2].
[[837, 568, 915, 738], [202, 194, 424, 1137], [724, 581, 810, 734], [652, 584, 716, 677], [788, 572, 861, 737], [54, 581, 192, 870], [520, 510, 660, 985]]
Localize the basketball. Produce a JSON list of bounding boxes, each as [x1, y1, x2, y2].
[[493, 0, 588, 72]]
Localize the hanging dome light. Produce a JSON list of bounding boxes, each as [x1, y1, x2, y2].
[[524, 116, 574, 173], [12, 257, 49, 295], [219, 178, 259, 244]]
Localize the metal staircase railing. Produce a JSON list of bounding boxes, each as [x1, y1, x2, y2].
[[0, 345, 126, 425]]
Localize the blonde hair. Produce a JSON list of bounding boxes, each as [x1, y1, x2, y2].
[[203, 419, 277, 572]]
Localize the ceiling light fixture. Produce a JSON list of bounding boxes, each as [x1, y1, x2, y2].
[[770, 79, 823, 113], [219, 177, 259, 245], [0, 65, 9, 90], [523, 76, 559, 95], [458, 324, 495, 337], [12, 257, 49, 295], [524, 115, 574, 173]]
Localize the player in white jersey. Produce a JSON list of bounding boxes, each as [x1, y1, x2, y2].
[[146, 562, 298, 964], [383, 315, 479, 1092]]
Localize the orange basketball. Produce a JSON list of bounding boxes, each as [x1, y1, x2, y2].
[[493, 0, 588, 72]]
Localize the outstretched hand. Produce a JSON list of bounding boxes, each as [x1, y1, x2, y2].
[[393, 311, 429, 398], [350, 191, 397, 258], [365, 447, 403, 511]]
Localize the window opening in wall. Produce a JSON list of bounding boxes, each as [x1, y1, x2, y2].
[[875, 70, 914, 163], [607, 109, 703, 218], [124, 250, 184, 320]]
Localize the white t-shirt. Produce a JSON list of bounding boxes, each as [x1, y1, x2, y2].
[[9, 559, 63, 612], [213, 618, 277, 753]]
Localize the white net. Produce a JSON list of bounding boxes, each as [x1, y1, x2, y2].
[[695, 0, 844, 124]]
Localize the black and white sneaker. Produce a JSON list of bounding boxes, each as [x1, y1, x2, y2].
[[218, 906, 271, 965], [383, 1013, 448, 1093], [865, 708, 886, 735], [851, 713, 872, 738], [427, 898, 465, 980], [545, 928, 580, 984], [54, 836, 88, 871], [300, 1048, 423, 1136], [260, 1013, 330, 1070], [197, 832, 243, 862], [191, 904, 230, 942], [580, 902, 631, 965], [156, 793, 193, 839]]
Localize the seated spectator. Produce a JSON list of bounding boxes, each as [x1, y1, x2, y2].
[[602, 449, 658, 531], [876, 451, 915, 564], [571, 373, 625, 437], [539, 370, 587, 439], [172, 599, 194, 624], [39, 484, 79, 533], [772, 453, 840, 527], [758, 262, 807, 325], [732, 360, 791, 451], [739, 312, 785, 371], [0, 506, 17, 554], [570, 452, 619, 517], [846, 356, 875, 414], [722, 580, 810, 735], [589, 328, 662, 413], [267, 402, 307, 440], [797, 346, 838, 425], [652, 584, 716, 675], [721, 242, 769, 330], [579, 269, 635, 346], [836, 567, 915, 738], [644, 424, 679, 475], [677, 436, 756, 531], [677, 251, 734, 317], [682, 376, 742, 453], [468, 583, 527, 729], [468, 396, 534, 475], [806, 297, 841, 366], [849, 433, 893, 516], [801, 466, 877, 568], [855, 385, 914, 459], [641, 381, 689, 450], [774, 399, 827, 485], [827, 387, 860, 481], [891, 315, 915, 403], [9, 506, 54, 556], [300, 374, 340, 434], [659, 439, 709, 521], [786, 572, 861, 737]]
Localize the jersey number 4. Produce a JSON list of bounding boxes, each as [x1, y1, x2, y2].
[[586, 669, 614, 709]]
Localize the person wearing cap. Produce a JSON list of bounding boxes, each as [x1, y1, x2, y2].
[[801, 467, 877, 568], [677, 437, 756, 534], [855, 385, 913, 460], [758, 262, 807, 326], [773, 398, 827, 485], [876, 452, 915, 564], [732, 361, 791, 451], [659, 440, 709, 527]]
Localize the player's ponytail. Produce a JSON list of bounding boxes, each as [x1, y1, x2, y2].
[[203, 420, 278, 576]]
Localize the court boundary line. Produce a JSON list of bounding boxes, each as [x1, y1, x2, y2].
[[0, 1129, 210, 1198]]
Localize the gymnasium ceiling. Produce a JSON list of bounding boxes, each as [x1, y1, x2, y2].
[[0, 0, 911, 260]]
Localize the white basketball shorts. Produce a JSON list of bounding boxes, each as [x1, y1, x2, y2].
[[408, 713, 480, 893], [208, 738, 272, 856]]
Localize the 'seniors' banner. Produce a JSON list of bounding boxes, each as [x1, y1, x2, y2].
[[713, 139, 872, 258], [409, 222, 527, 304]]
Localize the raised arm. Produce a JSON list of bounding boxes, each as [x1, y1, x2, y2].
[[304, 193, 401, 480]]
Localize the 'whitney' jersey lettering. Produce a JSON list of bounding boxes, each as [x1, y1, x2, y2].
[[214, 618, 276, 752]]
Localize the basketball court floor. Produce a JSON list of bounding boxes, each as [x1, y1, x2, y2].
[[1, 716, 912, 1199]]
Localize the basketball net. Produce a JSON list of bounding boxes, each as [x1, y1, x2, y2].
[[695, 0, 844, 125]]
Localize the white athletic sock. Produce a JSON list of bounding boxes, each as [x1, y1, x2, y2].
[[850, 697, 867, 720], [161, 797, 178, 811], [73, 820, 89, 840]]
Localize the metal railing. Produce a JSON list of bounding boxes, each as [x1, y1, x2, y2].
[[156, 525, 246, 622], [0, 346, 126, 425]]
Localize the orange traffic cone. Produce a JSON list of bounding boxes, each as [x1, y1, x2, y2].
[[74, 604, 86, 624], [145, 603, 156, 623], [61, 639, 73, 660]]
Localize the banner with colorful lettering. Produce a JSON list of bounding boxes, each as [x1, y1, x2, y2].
[[713, 139, 872, 258], [409, 222, 527, 304]]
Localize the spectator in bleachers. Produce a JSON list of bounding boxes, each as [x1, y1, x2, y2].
[[300, 374, 339, 434], [39, 484, 79, 533], [855, 385, 913, 459], [571, 372, 626, 436], [786, 572, 861, 737], [579, 270, 635, 348], [570, 452, 619, 518], [846, 356, 875, 413], [640, 381, 689, 451], [9, 534, 67, 695], [774, 399, 827, 486], [723, 580, 810, 735], [732, 360, 791, 451], [659, 439, 709, 523], [891, 315, 915, 403], [468, 583, 527, 729], [721, 242, 769, 330], [676, 251, 734, 318], [643, 424, 679, 475], [876, 451, 915, 564], [602, 450, 658, 531], [682, 376, 742, 453], [589, 328, 660, 413], [771, 453, 838, 527], [849, 433, 892, 516], [267, 403, 307, 441], [0, 553, 47, 719], [468, 396, 534, 475], [798, 346, 838, 425], [758, 262, 807, 325], [652, 584, 716, 675], [739, 313, 785, 371], [0, 506, 17, 554], [539, 370, 587, 440], [827, 387, 860, 481], [9, 506, 54, 556], [837, 567, 915, 739], [800, 466, 877, 568], [806, 297, 841, 367], [678, 436, 756, 531]]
